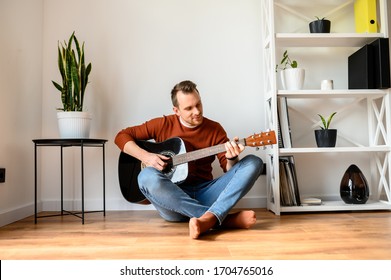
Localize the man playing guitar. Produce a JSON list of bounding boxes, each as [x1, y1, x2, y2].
[[115, 80, 265, 239]]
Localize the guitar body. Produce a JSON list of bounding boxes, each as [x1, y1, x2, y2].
[[118, 137, 188, 204]]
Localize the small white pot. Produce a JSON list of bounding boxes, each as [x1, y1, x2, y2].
[[280, 68, 305, 90], [57, 111, 92, 138]]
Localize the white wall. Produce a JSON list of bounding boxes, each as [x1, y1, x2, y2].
[[0, 0, 265, 226], [0, 0, 43, 226]]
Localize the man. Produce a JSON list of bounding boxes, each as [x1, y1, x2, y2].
[[115, 80, 263, 239]]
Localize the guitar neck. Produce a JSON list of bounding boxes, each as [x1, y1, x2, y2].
[[172, 139, 246, 166]]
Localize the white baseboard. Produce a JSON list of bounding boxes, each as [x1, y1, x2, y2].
[[0, 203, 35, 227], [234, 196, 268, 209]]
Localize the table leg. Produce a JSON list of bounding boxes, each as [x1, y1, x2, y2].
[[81, 141, 85, 224], [103, 143, 106, 216], [61, 146, 64, 215], [34, 144, 37, 224]]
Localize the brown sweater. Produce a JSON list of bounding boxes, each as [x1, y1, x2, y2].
[[115, 114, 229, 184]]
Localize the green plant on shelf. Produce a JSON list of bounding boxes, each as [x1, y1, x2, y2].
[[318, 112, 337, 129], [275, 50, 298, 72]]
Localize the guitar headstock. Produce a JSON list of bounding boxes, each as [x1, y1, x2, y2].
[[245, 130, 277, 147]]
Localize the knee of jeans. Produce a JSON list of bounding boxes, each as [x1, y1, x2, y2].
[[138, 167, 160, 193], [243, 154, 264, 173]]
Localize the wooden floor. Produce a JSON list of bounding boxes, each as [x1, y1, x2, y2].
[[1, 209, 391, 260]]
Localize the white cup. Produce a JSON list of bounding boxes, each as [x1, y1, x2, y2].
[[321, 80, 333, 90]]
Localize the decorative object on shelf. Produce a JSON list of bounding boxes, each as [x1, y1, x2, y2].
[[309, 17, 331, 33], [301, 197, 322, 206], [314, 112, 337, 147], [348, 44, 374, 89], [340, 164, 369, 204], [354, 0, 377, 33], [348, 38, 390, 90], [320, 79, 333, 90], [371, 38, 391, 89], [52, 31, 92, 138], [276, 50, 305, 90]]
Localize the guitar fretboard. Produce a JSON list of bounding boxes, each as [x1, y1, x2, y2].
[[172, 139, 246, 166]]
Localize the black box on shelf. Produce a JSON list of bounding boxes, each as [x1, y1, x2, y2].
[[371, 38, 390, 89], [348, 44, 374, 89], [348, 38, 390, 89]]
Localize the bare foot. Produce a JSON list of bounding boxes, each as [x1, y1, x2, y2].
[[189, 212, 217, 239], [189, 218, 202, 239], [222, 210, 256, 229]]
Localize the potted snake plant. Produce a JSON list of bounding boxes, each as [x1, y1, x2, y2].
[[52, 31, 92, 138], [315, 112, 337, 147], [309, 16, 331, 33]]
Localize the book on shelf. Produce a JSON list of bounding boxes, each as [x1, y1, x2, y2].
[[279, 161, 290, 206], [277, 97, 292, 148], [277, 106, 284, 148], [268, 99, 284, 148], [279, 156, 301, 207], [287, 156, 301, 206]]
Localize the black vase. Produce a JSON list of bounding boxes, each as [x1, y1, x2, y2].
[[340, 164, 369, 204], [309, 20, 331, 33], [314, 129, 337, 147]]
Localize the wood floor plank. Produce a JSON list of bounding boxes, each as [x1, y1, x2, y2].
[[0, 209, 390, 259]]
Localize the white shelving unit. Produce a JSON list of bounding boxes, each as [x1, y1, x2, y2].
[[261, 0, 391, 214]]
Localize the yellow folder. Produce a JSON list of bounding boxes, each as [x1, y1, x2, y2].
[[354, 0, 378, 33]]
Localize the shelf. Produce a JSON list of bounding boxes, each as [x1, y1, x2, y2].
[[277, 89, 388, 98], [279, 146, 391, 154], [281, 200, 391, 213], [278, 89, 387, 98], [276, 33, 385, 47]]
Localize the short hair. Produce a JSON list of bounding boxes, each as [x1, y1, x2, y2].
[[171, 80, 199, 107]]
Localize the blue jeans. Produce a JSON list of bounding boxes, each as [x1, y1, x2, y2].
[[138, 155, 263, 225]]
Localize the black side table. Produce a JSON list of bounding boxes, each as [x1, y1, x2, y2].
[[33, 138, 108, 224]]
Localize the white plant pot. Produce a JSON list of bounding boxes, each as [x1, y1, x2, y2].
[[280, 68, 305, 90], [57, 111, 92, 138]]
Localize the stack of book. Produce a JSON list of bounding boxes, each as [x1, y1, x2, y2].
[[277, 97, 292, 148], [279, 156, 301, 206]]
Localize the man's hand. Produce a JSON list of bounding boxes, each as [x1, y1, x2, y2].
[[123, 141, 169, 172], [225, 137, 245, 171], [225, 136, 245, 160], [143, 153, 170, 171]]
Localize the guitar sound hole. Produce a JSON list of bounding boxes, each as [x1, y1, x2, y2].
[[161, 151, 175, 177]]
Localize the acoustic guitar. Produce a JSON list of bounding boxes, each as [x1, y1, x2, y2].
[[118, 131, 276, 204]]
